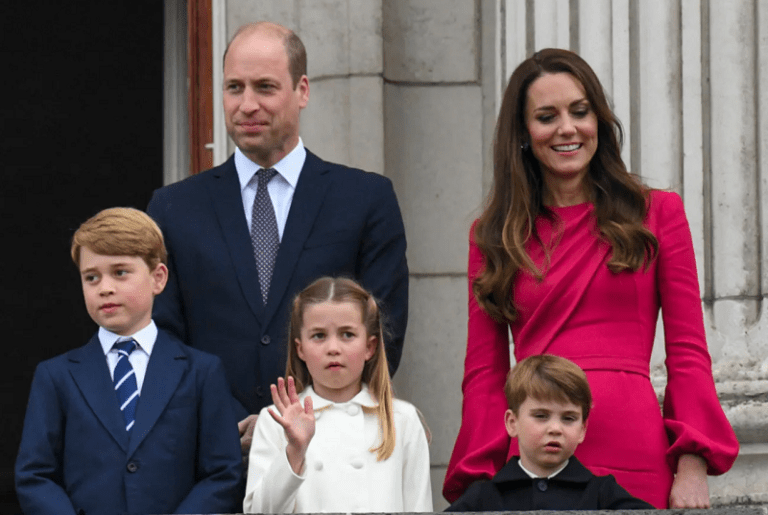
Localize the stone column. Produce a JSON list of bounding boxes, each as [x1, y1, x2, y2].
[[500, 0, 768, 506], [383, 1, 495, 509], [225, 0, 385, 173]]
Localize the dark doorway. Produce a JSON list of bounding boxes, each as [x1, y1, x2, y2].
[[1, 2, 164, 511]]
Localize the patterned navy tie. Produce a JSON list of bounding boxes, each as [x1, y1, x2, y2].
[[250, 168, 280, 304], [113, 339, 139, 431]]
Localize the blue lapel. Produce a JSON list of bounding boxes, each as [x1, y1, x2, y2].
[[207, 156, 267, 322], [68, 335, 130, 452], [263, 151, 332, 325], [127, 331, 187, 457]]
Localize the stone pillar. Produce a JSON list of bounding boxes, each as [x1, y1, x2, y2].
[[383, 2, 493, 509], [225, 0, 385, 174], [218, 0, 768, 506], [501, 0, 768, 506]]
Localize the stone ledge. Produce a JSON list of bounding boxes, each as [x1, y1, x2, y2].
[[229, 509, 768, 515]]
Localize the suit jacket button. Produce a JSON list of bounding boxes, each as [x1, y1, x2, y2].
[[260, 335, 270, 345], [536, 479, 548, 491], [126, 462, 138, 473]]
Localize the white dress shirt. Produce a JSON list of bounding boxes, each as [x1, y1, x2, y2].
[[243, 384, 433, 513], [235, 139, 307, 240], [98, 321, 157, 393]]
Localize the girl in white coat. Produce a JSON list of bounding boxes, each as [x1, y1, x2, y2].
[[243, 277, 433, 513]]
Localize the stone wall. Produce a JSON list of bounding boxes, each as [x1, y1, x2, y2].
[[219, 0, 768, 510]]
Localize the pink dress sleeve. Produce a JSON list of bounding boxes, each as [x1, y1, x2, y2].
[[651, 191, 739, 474], [442, 222, 512, 502]]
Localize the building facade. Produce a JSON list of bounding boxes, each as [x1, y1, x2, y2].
[[166, 0, 768, 509]]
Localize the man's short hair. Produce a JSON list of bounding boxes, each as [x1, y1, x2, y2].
[[504, 354, 592, 421], [71, 207, 167, 271], [224, 22, 307, 89]]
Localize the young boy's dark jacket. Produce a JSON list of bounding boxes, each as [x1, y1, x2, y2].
[[445, 456, 654, 511], [15, 329, 243, 515]]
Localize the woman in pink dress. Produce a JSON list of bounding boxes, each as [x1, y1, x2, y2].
[[443, 48, 738, 509]]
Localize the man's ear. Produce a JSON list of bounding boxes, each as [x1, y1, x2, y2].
[[504, 409, 518, 438], [296, 75, 309, 109]]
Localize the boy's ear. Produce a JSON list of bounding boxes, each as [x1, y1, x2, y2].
[[504, 409, 518, 438], [151, 263, 168, 294], [365, 335, 377, 361], [577, 418, 588, 445]]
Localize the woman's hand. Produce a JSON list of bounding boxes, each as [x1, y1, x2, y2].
[[268, 376, 316, 475], [669, 454, 710, 508]]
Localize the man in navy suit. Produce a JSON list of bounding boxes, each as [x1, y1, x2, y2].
[[147, 22, 408, 449], [15, 208, 242, 515]]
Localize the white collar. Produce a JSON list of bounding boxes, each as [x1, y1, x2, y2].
[[235, 137, 306, 191], [301, 383, 379, 410], [98, 320, 158, 356], [518, 458, 569, 479]]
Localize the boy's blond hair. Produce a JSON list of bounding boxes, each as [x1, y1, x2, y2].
[[286, 276, 396, 461], [504, 354, 592, 421], [71, 207, 167, 270]]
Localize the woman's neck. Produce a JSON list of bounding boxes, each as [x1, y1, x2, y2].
[[542, 174, 590, 207]]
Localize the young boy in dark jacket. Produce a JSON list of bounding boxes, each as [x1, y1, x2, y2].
[[447, 354, 654, 511]]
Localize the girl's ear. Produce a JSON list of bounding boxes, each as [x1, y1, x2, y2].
[[365, 335, 377, 361], [295, 338, 306, 361]]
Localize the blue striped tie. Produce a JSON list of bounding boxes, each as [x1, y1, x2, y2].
[[113, 339, 139, 431]]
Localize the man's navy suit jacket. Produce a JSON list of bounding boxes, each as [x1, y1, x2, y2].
[[15, 330, 243, 515], [147, 150, 408, 417]]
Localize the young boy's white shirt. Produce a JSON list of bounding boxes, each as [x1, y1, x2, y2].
[[243, 384, 432, 513]]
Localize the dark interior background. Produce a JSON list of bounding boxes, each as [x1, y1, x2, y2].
[[1, 2, 164, 512]]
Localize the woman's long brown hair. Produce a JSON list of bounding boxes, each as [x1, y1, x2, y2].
[[474, 48, 658, 322], [285, 276, 396, 461]]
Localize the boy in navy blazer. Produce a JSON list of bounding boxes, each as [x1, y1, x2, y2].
[[446, 355, 653, 511], [15, 208, 242, 515]]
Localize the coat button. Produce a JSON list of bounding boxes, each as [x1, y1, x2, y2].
[[351, 459, 364, 469], [347, 405, 360, 416], [126, 462, 138, 473], [314, 461, 323, 471], [261, 335, 270, 345], [536, 479, 548, 491]]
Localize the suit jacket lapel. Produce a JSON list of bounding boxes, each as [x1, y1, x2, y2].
[[127, 332, 187, 457], [207, 157, 266, 321], [264, 151, 332, 323], [68, 335, 130, 452]]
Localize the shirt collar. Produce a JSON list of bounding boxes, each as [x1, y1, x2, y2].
[[518, 457, 569, 479], [235, 137, 306, 191], [98, 320, 158, 356], [302, 383, 379, 410], [493, 456, 593, 485]]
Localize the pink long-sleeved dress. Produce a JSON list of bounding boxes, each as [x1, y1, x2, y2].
[[444, 191, 738, 508]]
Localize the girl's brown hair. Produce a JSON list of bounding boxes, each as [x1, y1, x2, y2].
[[473, 48, 658, 322], [285, 276, 395, 461]]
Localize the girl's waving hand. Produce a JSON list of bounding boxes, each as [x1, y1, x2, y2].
[[268, 376, 315, 474]]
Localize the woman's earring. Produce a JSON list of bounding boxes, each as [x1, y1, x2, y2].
[[521, 142, 530, 151]]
